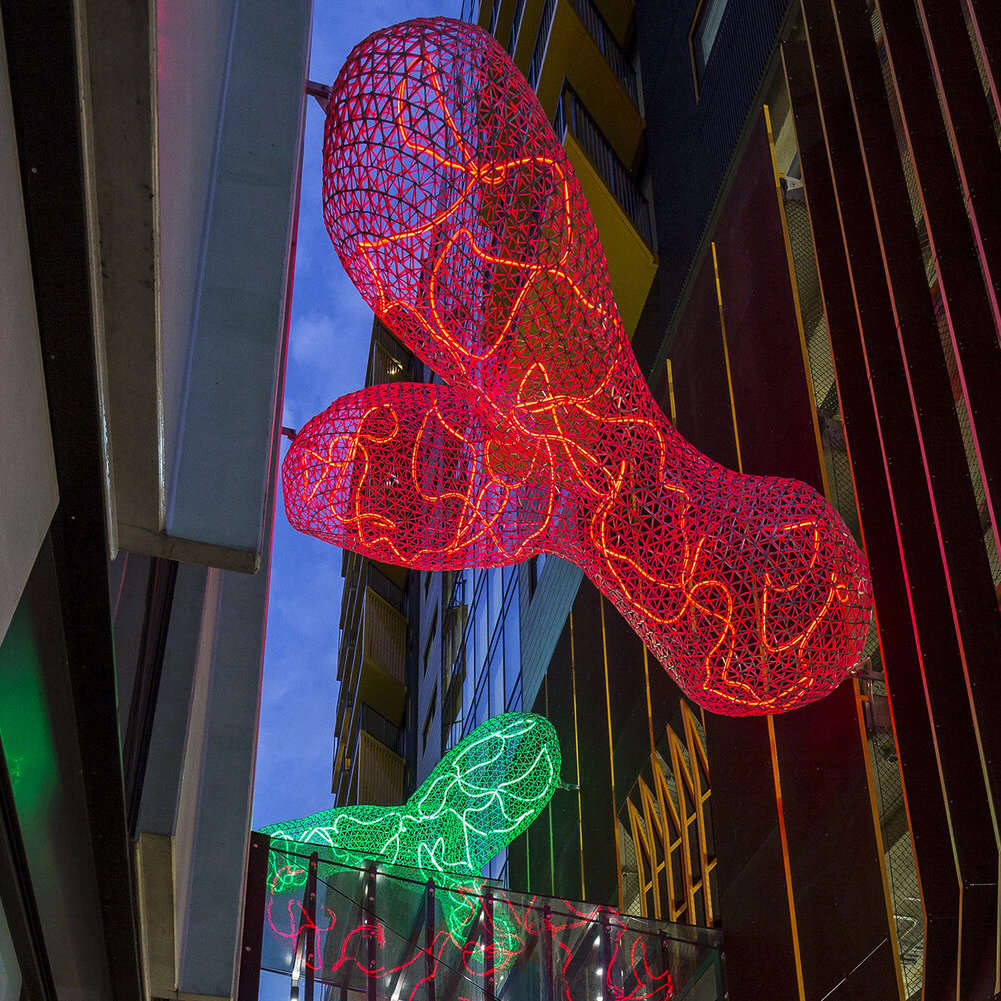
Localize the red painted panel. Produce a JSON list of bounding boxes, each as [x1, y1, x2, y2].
[[669, 252, 740, 471], [711, 107, 899, 999], [712, 111, 824, 490]]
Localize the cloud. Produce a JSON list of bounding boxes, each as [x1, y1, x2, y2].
[[290, 311, 338, 366]]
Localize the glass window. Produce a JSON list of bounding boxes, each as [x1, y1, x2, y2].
[[474, 585, 488, 678], [0, 898, 23, 1001], [422, 607, 438, 676], [503, 598, 521, 705], [693, 0, 728, 78], [506, 674, 522, 712], [489, 632, 504, 717], [462, 648, 474, 725], [474, 672, 488, 728], [488, 568, 502, 637]]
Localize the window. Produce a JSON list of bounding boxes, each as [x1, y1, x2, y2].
[[422, 685, 438, 754], [423, 608, 438, 676], [689, 0, 729, 96], [504, 595, 521, 706], [528, 554, 545, 598], [507, 0, 526, 55]]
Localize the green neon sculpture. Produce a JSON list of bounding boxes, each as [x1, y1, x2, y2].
[[261, 713, 560, 943]]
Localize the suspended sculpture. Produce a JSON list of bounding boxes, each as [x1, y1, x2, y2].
[[262, 713, 560, 952], [283, 17, 873, 715]]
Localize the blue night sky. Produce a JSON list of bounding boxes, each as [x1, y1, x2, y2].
[[251, 0, 453, 832]]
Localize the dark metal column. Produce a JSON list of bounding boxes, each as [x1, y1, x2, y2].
[[304, 852, 318, 1001], [425, 880, 437, 1001], [485, 888, 495, 1001], [236, 833, 271, 1001], [367, 865, 378, 1001], [543, 905, 555, 1001]]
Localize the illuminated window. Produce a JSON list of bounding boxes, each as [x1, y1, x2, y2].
[[690, 0, 728, 94]]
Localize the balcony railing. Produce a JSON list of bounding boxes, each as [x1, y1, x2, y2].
[[526, 0, 638, 106], [358, 701, 403, 756], [526, 0, 558, 88], [553, 85, 653, 247], [254, 842, 726, 1001], [568, 0, 637, 103], [507, 0, 527, 55]]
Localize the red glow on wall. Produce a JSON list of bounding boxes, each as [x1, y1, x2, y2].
[[282, 17, 872, 715]]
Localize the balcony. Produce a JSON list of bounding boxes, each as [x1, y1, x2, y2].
[[523, 0, 644, 169], [354, 727, 406, 806], [554, 85, 657, 334], [337, 555, 406, 681], [366, 317, 422, 387], [528, 0, 636, 104], [251, 842, 726, 1001]]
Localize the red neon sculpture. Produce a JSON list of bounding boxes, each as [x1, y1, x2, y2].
[[283, 17, 873, 715]]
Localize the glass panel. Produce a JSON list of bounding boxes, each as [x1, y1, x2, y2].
[[695, 0, 728, 70], [488, 568, 502, 638], [0, 898, 23, 1001], [489, 631, 504, 717], [260, 844, 725, 1001], [506, 675, 522, 712], [504, 596, 521, 705], [475, 583, 488, 678]]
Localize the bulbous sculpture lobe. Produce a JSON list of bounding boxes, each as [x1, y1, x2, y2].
[[283, 17, 873, 715]]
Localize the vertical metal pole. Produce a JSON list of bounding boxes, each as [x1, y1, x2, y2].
[[601, 911, 613, 1000], [425, 880, 437, 1001], [236, 833, 271, 1001], [658, 931, 671, 989], [367, 865, 378, 1001], [485, 889, 495, 1001], [304, 852, 318, 1001], [542, 905, 555, 1001]]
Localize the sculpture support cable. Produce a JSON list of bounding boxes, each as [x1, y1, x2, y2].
[[283, 18, 873, 716]]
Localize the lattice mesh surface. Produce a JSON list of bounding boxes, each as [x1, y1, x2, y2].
[[282, 17, 873, 715], [261, 712, 560, 941], [262, 713, 559, 884]]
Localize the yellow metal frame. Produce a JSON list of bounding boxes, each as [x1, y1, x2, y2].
[[626, 700, 717, 925]]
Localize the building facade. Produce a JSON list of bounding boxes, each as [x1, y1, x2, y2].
[[0, 1, 310, 998], [396, 0, 1001, 999]]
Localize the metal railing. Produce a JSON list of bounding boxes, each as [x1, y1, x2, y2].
[[358, 701, 404, 756], [568, 0, 637, 103], [257, 844, 726, 1001], [553, 84, 653, 247], [508, 0, 527, 55], [526, 0, 637, 106], [526, 0, 558, 88]]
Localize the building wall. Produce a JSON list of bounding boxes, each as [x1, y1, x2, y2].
[[0, 542, 114, 998], [0, 15, 58, 644], [631, 0, 792, 373]]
